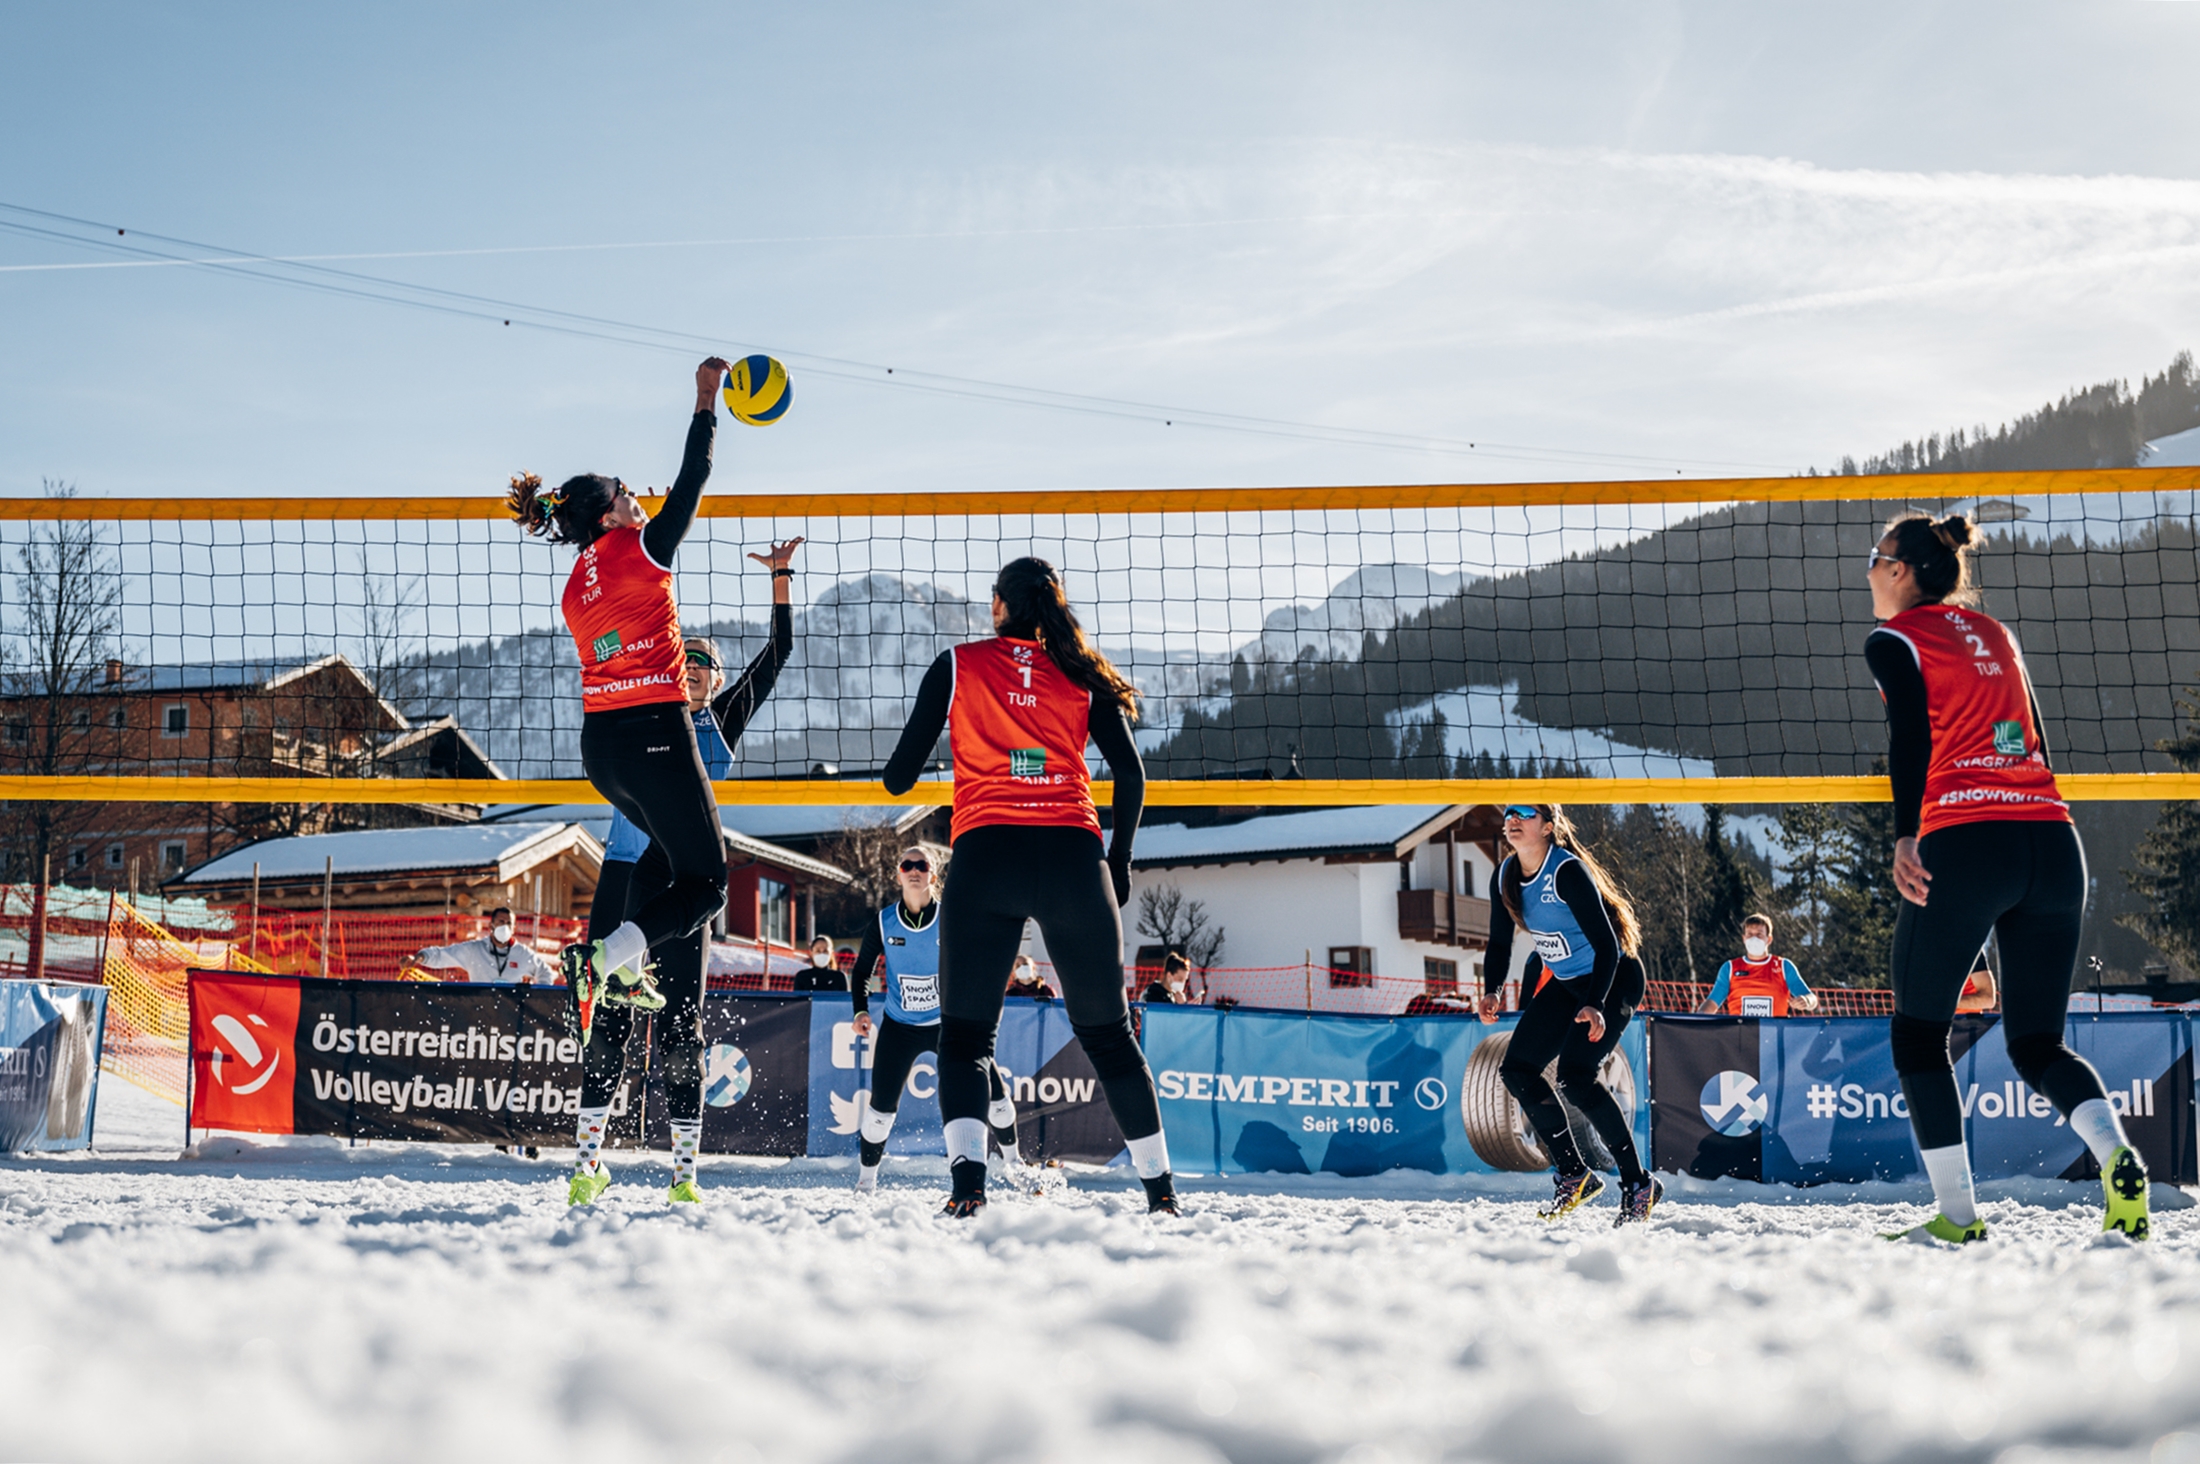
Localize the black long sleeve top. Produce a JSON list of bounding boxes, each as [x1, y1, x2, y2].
[[880, 649, 1145, 872], [1480, 855, 1622, 1006], [710, 603, 794, 745], [1864, 628, 2053, 840], [637, 411, 716, 568]]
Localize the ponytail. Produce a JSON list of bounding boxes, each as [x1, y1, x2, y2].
[[993, 557, 1140, 717], [1881, 509, 1981, 607], [507, 471, 619, 548], [1497, 804, 1642, 957]]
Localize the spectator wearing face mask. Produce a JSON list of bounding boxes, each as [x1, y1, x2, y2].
[[793, 935, 849, 993], [1697, 914, 1817, 1016], [1006, 954, 1053, 1001], [1140, 952, 1196, 1005], [402, 908, 560, 985]]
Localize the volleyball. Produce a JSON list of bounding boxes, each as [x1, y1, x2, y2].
[[722, 353, 793, 425]]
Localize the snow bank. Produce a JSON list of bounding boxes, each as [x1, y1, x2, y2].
[[2, 1079, 2197, 1462]]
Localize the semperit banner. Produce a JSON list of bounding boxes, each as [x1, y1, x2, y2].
[[0, 980, 107, 1153], [1141, 1004, 1651, 1177], [1651, 1012, 2197, 1185]]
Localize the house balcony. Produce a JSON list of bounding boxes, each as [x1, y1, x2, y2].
[[1397, 889, 1491, 948]]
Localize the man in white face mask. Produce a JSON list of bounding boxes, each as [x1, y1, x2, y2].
[[1697, 914, 1817, 1016], [403, 906, 560, 986]]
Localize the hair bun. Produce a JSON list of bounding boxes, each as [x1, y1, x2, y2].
[[506, 472, 547, 533], [1931, 512, 1978, 553]]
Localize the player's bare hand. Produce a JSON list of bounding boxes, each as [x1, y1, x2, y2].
[[1575, 1006, 1607, 1043], [748, 538, 804, 572], [1893, 836, 1932, 906], [1477, 993, 1502, 1025], [696, 356, 732, 409], [852, 1011, 873, 1038]]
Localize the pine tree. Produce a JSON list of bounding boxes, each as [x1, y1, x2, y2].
[[1820, 765, 1901, 989], [2121, 691, 2200, 972], [1774, 801, 1843, 973], [1694, 806, 1766, 962]]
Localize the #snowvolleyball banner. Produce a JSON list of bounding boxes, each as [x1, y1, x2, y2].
[[0, 980, 107, 1154], [1140, 1005, 1651, 1177], [1650, 1013, 2197, 1185]]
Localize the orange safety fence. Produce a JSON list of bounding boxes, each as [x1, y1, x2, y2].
[[99, 897, 272, 1103], [220, 908, 587, 983]]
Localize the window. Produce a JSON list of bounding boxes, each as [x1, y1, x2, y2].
[[67, 846, 88, 871], [108, 708, 126, 729], [1423, 957, 1459, 994], [760, 876, 793, 945], [3, 721, 23, 744], [1328, 946, 1374, 988], [162, 704, 189, 738], [71, 708, 89, 728], [241, 707, 259, 729], [159, 840, 188, 877], [106, 844, 126, 870]]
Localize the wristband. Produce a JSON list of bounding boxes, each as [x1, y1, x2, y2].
[[772, 568, 794, 578]]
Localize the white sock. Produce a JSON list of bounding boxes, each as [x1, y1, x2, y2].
[[944, 1117, 988, 1166], [601, 921, 649, 975], [2067, 1098, 2132, 1167], [574, 1104, 611, 1174], [859, 1102, 897, 1145], [855, 1164, 878, 1192], [670, 1119, 702, 1185], [1126, 1130, 1171, 1180], [1920, 1142, 1978, 1226]]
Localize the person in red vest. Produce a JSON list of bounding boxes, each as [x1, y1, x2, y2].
[[1864, 509, 2146, 1244], [1696, 914, 1817, 1016]]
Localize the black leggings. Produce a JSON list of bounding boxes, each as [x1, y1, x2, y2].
[[935, 825, 1161, 1143], [1499, 956, 1646, 1183], [1889, 818, 2109, 1150], [579, 701, 727, 950], [580, 835, 712, 1122], [866, 1016, 1007, 1114]]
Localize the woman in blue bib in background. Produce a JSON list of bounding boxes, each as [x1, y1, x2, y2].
[[847, 847, 1021, 1193], [1477, 803, 1659, 1226]]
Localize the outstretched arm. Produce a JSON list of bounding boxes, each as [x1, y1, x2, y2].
[[640, 357, 730, 566], [883, 653, 954, 796]]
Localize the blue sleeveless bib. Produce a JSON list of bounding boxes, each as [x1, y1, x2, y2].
[[1513, 846, 1597, 982], [877, 902, 942, 1026]]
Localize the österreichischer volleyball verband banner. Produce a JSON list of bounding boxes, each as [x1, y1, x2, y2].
[[186, 971, 811, 1152]]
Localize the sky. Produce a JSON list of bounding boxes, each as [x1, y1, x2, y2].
[[5, 2, 2200, 507]]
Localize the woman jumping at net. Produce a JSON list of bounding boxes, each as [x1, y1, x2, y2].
[[509, 353, 798, 1208], [1476, 803, 1659, 1226], [882, 556, 1176, 1218], [1864, 511, 2147, 1243], [845, 844, 1021, 1193]]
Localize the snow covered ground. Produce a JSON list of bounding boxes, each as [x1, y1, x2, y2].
[[4, 1080, 2199, 1463]]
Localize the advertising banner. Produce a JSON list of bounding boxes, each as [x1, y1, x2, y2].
[[639, 994, 810, 1156], [0, 980, 107, 1153], [1143, 1005, 1649, 1178], [188, 972, 811, 1152], [1652, 1013, 2196, 1185], [804, 996, 1124, 1164]]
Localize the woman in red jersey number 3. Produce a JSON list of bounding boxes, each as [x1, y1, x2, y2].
[[1864, 510, 2147, 1243], [883, 557, 1176, 1218]]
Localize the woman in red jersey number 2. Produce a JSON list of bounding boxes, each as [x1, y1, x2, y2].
[[509, 356, 801, 1208], [882, 557, 1177, 1219], [1864, 511, 2147, 1244]]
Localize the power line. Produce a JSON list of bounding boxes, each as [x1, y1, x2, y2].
[[0, 201, 1803, 475]]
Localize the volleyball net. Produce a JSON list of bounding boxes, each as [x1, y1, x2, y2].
[[2, 466, 2199, 809]]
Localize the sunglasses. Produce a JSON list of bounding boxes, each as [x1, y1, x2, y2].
[[1866, 549, 1905, 572], [683, 649, 721, 669], [899, 859, 931, 873], [1502, 805, 1542, 821]]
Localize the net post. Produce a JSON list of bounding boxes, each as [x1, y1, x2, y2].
[[28, 852, 48, 985], [318, 856, 333, 981], [248, 862, 260, 964]]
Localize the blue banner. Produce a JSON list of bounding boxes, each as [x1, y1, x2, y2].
[[1654, 1012, 2196, 1185], [0, 981, 107, 1153], [1144, 1005, 1650, 1177]]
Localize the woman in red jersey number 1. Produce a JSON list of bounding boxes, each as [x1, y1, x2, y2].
[[1865, 510, 2147, 1243], [509, 355, 802, 1208], [882, 556, 1177, 1218]]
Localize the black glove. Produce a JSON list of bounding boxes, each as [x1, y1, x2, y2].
[[1109, 853, 1133, 908]]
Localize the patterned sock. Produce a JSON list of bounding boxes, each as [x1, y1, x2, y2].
[[573, 1104, 611, 1174], [670, 1119, 702, 1185]]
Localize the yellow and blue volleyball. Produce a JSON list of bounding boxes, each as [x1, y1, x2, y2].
[[722, 354, 793, 426]]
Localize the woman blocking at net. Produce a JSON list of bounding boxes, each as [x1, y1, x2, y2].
[[1865, 511, 2147, 1243], [882, 556, 1177, 1218], [509, 354, 778, 1207], [845, 845, 1021, 1193], [1476, 804, 1659, 1226]]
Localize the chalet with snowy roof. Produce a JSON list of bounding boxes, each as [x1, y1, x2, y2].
[[174, 822, 606, 922], [0, 655, 503, 888], [1109, 804, 1514, 1015]]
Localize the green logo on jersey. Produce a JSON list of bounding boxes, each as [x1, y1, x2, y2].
[[1992, 720, 2025, 756], [1010, 747, 1047, 778], [591, 628, 623, 663]]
